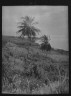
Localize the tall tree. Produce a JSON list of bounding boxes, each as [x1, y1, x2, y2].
[[17, 16, 40, 41]]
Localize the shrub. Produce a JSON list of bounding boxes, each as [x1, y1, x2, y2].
[[40, 43, 51, 51]]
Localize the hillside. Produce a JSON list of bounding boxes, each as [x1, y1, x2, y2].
[[2, 36, 69, 94], [2, 35, 68, 54]]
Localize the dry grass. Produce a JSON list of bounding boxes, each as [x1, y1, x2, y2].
[[2, 41, 69, 94]]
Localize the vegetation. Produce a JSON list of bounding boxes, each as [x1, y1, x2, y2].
[[40, 35, 51, 51], [17, 16, 40, 42], [2, 16, 69, 94], [2, 41, 69, 94]]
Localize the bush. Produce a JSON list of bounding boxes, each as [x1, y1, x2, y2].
[[40, 43, 51, 51]]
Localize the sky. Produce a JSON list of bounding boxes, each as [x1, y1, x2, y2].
[[2, 6, 68, 51]]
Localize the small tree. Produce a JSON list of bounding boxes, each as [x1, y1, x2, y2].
[[16, 16, 40, 42], [40, 35, 51, 51]]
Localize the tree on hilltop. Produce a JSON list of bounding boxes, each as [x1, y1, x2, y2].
[[17, 16, 40, 42]]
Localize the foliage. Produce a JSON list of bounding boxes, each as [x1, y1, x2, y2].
[[40, 43, 51, 51], [2, 42, 69, 94], [17, 16, 40, 41], [40, 35, 51, 51], [41, 35, 50, 44]]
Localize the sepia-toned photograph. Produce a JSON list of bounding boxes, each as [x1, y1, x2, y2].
[[2, 6, 69, 94]]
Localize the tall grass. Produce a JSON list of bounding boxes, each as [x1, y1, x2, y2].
[[2, 42, 69, 94]]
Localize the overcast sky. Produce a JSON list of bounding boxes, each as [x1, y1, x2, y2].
[[2, 6, 68, 51]]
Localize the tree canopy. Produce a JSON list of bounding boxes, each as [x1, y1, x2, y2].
[[41, 35, 51, 44], [17, 16, 40, 41]]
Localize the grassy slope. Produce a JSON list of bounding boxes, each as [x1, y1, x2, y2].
[[2, 36, 69, 94], [2, 35, 68, 53]]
